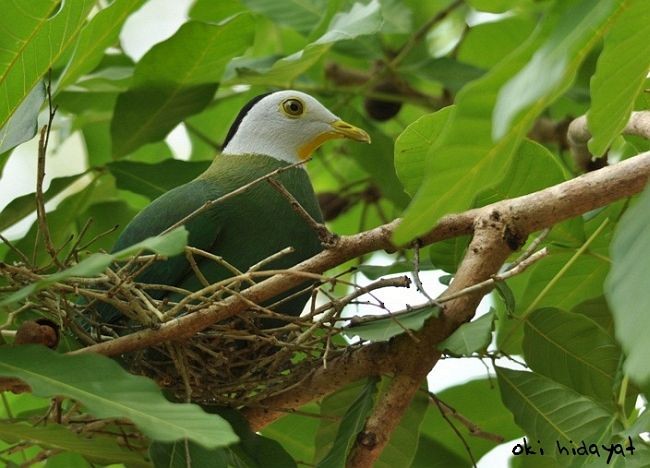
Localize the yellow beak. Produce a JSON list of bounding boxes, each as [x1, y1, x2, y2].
[[329, 120, 372, 143], [297, 119, 371, 160]]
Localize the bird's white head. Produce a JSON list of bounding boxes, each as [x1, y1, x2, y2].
[[221, 90, 371, 163]]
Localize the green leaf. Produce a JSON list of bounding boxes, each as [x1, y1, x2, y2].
[[151, 408, 295, 468], [587, 0, 650, 156], [0, 227, 188, 306], [316, 377, 378, 468], [0, 346, 237, 448], [493, 0, 622, 139], [344, 307, 439, 342], [393, 0, 623, 245], [438, 309, 495, 356], [572, 295, 614, 335], [111, 15, 255, 157], [458, 15, 536, 69], [356, 261, 435, 281], [0, 173, 86, 232], [392, 17, 540, 244], [242, 0, 326, 35], [606, 185, 650, 387], [0, 80, 45, 154], [418, 379, 522, 465], [238, 0, 381, 86], [523, 308, 621, 405], [496, 367, 620, 451], [57, 0, 146, 91], [394, 107, 453, 197], [401, 58, 484, 93], [0, 421, 149, 467], [107, 159, 210, 199], [0, 0, 96, 131], [149, 440, 229, 468], [494, 281, 516, 316], [261, 403, 321, 463]]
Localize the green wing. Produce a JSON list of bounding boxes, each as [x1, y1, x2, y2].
[[97, 178, 223, 323]]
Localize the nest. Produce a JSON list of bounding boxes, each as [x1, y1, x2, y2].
[[0, 246, 372, 408]]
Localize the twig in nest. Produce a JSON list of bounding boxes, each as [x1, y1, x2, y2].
[[267, 177, 339, 248], [0, 234, 31, 266], [34, 71, 61, 268]]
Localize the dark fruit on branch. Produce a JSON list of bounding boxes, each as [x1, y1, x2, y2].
[[364, 81, 402, 121]]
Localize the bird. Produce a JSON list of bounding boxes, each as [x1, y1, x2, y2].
[[92, 90, 370, 329]]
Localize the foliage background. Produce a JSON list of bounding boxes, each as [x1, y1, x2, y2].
[[0, 0, 649, 466]]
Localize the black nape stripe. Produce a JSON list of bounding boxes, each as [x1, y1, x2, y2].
[[222, 92, 274, 150]]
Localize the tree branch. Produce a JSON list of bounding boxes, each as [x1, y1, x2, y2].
[[241, 150, 650, 431], [569, 111, 650, 171], [73, 150, 650, 359]]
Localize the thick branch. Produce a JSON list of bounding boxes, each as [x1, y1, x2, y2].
[[242, 150, 650, 430], [569, 111, 650, 170]]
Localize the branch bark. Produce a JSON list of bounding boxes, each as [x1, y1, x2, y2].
[[241, 150, 650, 433], [569, 111, 650, 170], [74, 150, 650, 359]]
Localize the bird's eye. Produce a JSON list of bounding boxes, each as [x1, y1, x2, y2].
[[282, 98, 304, 117]]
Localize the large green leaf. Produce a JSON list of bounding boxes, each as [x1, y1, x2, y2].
[[111, 15, 255, 157], [0, 421, 149, 467], [392, 15, 541, 244], [57, 0, 146, 91], [0, 0, 96, 131], [394, 107, 453, 198], [0, 227, 188, 306], [587, 0, 650, 156], [438, 309, 495, 357], [316, 377, 378, 468], [492, 0, 623, 139], [523, 308, 621, 405], [242, 0, 326, 35], [498, 241, 611, 354], [237, 0, 381, 87], [393, 0, 622, 245], [150, 408, 295, 468], [107, 159, 210, 199], [606, 185, 650, 387], [261, 402, 321, 463], [496, 367, 620, 455], [419, 378, 522, 465], [0, 346, 237, 448], [0, 80, 45, 154], [458, 15, 537, 68], [0, 172, 87, 232]]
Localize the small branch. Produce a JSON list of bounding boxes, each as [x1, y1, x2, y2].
[[73, 151, 650, 358], [431, 394, 477, 467], [347, 247, 547, 327], [412, 240, 434, 301], [389, 0, 464, 69], [569, 111, 650, 171], [34, 76, 61, 268], [267, 177, 338, 248], [429, 393, 504, 444]]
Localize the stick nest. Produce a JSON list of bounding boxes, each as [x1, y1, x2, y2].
[[0, 248, 370, 408]]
